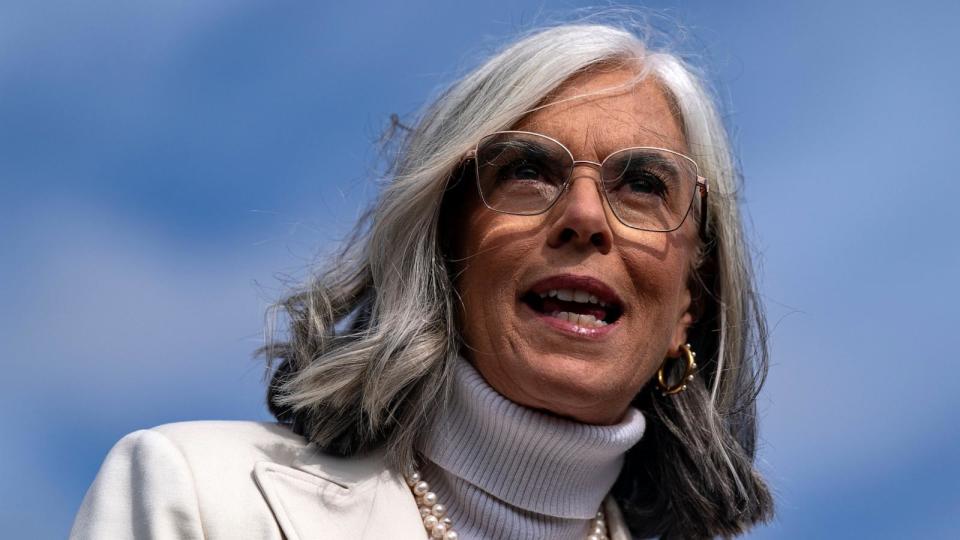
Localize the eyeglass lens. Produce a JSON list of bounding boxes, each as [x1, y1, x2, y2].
[[475, 132, 698, 232]]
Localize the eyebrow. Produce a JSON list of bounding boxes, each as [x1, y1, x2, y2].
[[609, 151, 681, 174], [491, 138, 558, 161]]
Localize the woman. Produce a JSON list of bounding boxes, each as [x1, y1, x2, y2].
[[72, 21, 772, 539]]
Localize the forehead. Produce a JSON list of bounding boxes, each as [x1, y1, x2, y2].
[[513, 68, 687, 159]]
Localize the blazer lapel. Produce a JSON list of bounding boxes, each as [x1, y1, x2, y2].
[[253, 446, 424, 540], [253, 443, 631, 540]]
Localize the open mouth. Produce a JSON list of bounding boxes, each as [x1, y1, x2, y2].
[[520, 276, 624, 329]]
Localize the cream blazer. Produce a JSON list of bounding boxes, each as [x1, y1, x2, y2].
[[70, 421, 633, 539]]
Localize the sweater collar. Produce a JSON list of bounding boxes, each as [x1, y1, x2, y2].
[[417, 356, 645, 518]]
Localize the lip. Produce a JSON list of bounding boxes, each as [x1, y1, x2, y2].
[[518, 273, 625, 340], [520, 301, 622, 339], [524, 274, 624, 307]]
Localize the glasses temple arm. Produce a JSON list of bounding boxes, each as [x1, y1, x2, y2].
[[697, 177, 710, 241]]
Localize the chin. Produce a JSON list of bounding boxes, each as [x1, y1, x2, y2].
[[510, 350, 635, 422]]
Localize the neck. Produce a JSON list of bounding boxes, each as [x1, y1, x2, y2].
[[416, 356, 645, 540]]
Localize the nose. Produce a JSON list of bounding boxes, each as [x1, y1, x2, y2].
[[546, 166, 613, 253]]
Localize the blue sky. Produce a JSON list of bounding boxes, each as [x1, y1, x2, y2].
[[2, 1, 958, 537]]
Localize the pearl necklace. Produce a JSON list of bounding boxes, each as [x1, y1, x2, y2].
[[405, 470, 610, 540]]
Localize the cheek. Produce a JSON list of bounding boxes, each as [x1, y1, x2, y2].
[[459, 208, 541, 288], [622, 235, 693, 327], [454, 213, 540, 347], [636, 260, 688, 305]]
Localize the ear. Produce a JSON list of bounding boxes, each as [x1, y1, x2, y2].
[[669, 305, 696, 358], [438, 163, 472, 262], [668, 267, 704, 358]]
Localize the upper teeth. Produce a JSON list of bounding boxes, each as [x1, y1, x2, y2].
[[540, 288, 607, 307]]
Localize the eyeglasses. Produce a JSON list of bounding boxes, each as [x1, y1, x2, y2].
[[465, 131, 709, 237]]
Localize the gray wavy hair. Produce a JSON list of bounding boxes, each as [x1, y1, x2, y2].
[[262, 21, 773, 539]]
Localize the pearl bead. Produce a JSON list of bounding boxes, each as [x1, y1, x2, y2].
[[408, 468, 606, 539]]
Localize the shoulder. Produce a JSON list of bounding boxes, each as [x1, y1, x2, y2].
[[150, 419, 302, 443], [144, 420, 391, 486], [72, 421, 313, 540], [103, 419, 396, 491], [98, 420, 311, 490], [147, 420, 308, 465], [74, 421, 449, 539]]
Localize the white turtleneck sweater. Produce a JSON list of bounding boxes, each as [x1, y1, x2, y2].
[[416, 357, 646, 540]]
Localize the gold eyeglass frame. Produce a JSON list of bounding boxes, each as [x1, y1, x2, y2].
[[464, 130, 710, 240]]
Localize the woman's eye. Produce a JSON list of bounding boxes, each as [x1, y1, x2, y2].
[[500, 160, 547, 182], [512, 163, 541, 179], [622, 172, 667, 196]]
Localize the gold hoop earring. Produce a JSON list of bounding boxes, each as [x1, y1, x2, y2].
[[657, 343, 698, 396]]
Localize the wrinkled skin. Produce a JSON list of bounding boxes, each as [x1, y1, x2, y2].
[[452, 68, 700, 425]]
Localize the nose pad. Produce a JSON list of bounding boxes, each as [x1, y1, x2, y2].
[[562, 167, 609, 217], [547, 168, 613, 252]]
